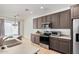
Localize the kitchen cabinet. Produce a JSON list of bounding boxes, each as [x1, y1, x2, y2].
[[35, 35, 40, 44], [51, 13, 60, 28], [31, 34, 35, 43], [33, 18, 38, 29], [46, 15, 52, 23], [59, 10, 71, 28], [33, 9, 71, 29], [71, 5, 79, 19], [50, 37, 60, 51], [37, 17, 42, 29], [59, 39, 70, 54], [31, 34, 40, 45], [49, 37, 70, 54], [41, 16, 47, 23], [41, 16, 47, 29]]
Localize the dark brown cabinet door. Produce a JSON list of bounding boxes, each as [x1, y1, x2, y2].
[[34, 35, 40, 44], [33, 18, 38, 29], [37, 17, 42, 29], [71, 5, 79, 19], [50, 37, 60, 51], [59, 39, 70, 54], [41, 16, 46, 23], [59, 10, 71, 28], [51, 13, 60, 28], [31, 34, 40, 45], [53, 38, 59, 51], [46, 15, 52, 23], [31, 34, 35, 43], [49, 37, 54, 49], [49, 37, 70, 54], [41, 16, 47, 28]]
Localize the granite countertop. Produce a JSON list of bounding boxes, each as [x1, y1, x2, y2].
[[32, 33, 71, 40], [50, 35, 71, 40]]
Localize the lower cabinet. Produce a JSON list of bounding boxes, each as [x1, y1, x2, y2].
[[31, 34, 40, 45], [50, 37, 60, 51], [59, 39, 70, 54], [31, 34, 35, 43], [31, 34, 71, 54], [49, 37, 70, 54]]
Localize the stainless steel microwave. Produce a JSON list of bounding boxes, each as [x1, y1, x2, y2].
[[42, 22, 52, 29]]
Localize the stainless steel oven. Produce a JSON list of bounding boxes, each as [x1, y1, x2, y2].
[[40, 32, 51, 49]]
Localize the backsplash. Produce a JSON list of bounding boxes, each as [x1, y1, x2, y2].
[[32, 29, 71, 37]]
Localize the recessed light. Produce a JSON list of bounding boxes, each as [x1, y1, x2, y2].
[[30, 12, 33, 14], [40, 6, 44, 9]]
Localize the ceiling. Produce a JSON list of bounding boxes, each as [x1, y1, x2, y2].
[[0, 4, 72, 19]]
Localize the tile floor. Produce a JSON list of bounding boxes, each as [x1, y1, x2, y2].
[[0, 38, 61, 54]]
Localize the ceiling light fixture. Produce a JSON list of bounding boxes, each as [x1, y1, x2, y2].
[[12, 16, 17, 26], [40, 6, 44, 9], [30, 12, 33, 14]]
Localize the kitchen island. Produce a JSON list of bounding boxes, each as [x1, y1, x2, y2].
[[0, 39, 39, 54]]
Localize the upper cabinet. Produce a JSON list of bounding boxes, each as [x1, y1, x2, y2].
[[51, 13, 60, 28], [33, 18, 38, 29], [33, 9, 71, 29], [37, 17, 43, 29], [71, 5, 79, 19], [41, 16, 47, 24], [46, 15, 52, 23], [59, 10, 71, 28]]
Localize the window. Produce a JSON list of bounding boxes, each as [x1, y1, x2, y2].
[[4, 20, 19, 36]]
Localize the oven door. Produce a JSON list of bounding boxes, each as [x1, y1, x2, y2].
[[40, 36, 49, 45]]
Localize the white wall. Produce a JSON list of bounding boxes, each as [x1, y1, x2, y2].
[[23, 16, 33, 39]]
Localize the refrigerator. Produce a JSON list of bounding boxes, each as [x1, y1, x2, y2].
[[73, 19, 79, 54]]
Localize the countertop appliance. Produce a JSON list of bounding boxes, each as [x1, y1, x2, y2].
[[42, 22, 52, 29], [51, 31, 61, 36], [73, 19, 79, 54]]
